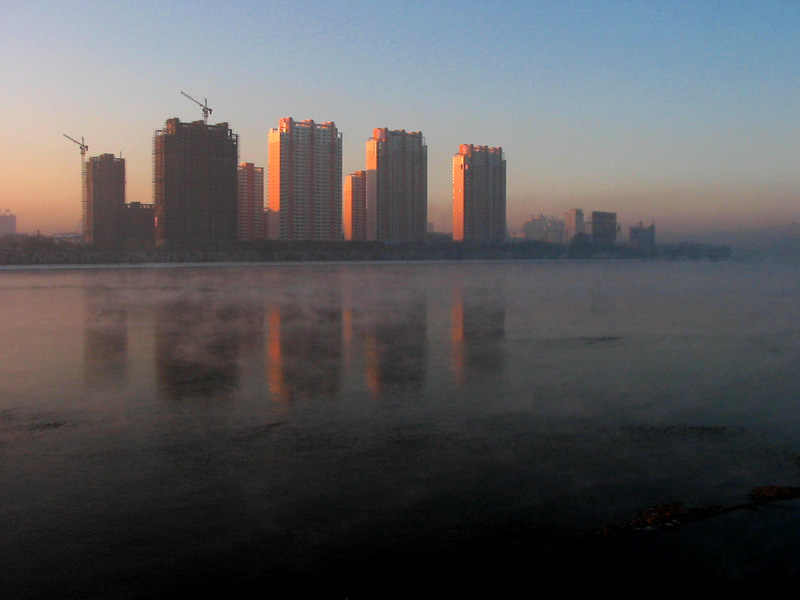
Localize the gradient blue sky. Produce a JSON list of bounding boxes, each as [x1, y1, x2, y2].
[[2, 0, 798, 236]]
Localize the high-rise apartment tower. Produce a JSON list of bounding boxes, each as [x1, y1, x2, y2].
[[153, 118, 238, 245], [365, 128, 427, 242], [267, 118, 342, 241], [238, 162, 265, 240], [344, 171, 367, 241], [85, 153, 126, 248], [452, 144, 506, 242]]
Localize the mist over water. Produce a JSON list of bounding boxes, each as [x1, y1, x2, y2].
[[2, 260, 800, 596]]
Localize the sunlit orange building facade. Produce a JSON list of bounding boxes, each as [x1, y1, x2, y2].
[[365, 128, 427, 242], [452, 144, 506, 242], [267, 118, 342, 241], [343, 171, 367, 241]]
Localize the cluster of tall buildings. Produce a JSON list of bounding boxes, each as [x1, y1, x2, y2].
[[526, 209, 620, 248], [78, 116, 508, 249], [524, 209, 655, 252]]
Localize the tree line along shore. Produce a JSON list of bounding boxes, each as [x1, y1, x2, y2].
[[0, 235, 731, 266]]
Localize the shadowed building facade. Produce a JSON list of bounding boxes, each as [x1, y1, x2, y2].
[[629, 222, 656, 254], [365, 128, 427, 242], [590, 211, 618, 249], [122, 202, 155, 246], [452, 144, 506, 242], [153, 118, 238, 245], [565, 208, 584, 242], [238, 162, 265, 240], [85, 154, 125, 248], [267, 118, 342, 241]]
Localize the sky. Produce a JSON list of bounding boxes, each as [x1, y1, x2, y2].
[[1, 0, 798, 237]]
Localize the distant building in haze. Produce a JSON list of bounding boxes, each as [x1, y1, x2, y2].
[[85, 153, 125, 248], [267, 118, 342, 241], [344, 171, 367, 241], [452, 144, 506, 242], [0, 210, 17, 236], [629, 222, 656, 254], [589, 211, 618, 249], [366, 128, 427, 242], [153, 118, 239, 245], [238, 163, 265, 240], [523, 214, 564, 244], [564, 209, 584, 242]]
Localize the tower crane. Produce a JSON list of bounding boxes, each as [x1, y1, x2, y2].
[[63, 134, 88, 158], [63, 134, 89, 239], [180, 91, 212, 124]]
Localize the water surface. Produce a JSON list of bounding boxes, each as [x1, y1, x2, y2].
[[2, 260, 799, 596]]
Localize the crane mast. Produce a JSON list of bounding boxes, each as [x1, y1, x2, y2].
[[63, 134, 89, 239], [180, 91, 212, 124]]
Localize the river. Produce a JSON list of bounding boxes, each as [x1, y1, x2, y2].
[[2, 259, 799, 596]]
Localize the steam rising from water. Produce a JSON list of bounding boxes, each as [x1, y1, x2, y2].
[[1, 260, 800, 595]]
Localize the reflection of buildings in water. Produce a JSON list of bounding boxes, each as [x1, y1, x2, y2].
[[361, 295, 427, 399], [155, 300, 248, 400], [84, 286, 128, 389], [266, 298, 343, 403], [450, 286, 505, 385], [267, 303, 286, 402], [236, 301, 266, 398]]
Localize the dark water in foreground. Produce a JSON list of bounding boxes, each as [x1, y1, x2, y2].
[[2, 260, 800, 597]]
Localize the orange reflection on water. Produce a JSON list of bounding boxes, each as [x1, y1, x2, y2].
[[450, 288, 465, 386], [267, 303, 288, 404], [364, 331, 381, 400]]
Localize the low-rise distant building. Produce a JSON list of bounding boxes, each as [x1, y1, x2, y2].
[[0, 210, 16, 236], [51, 232, 83, 242], [522, 214, 564, 243]]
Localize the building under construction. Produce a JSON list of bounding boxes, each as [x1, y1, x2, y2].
[[123, 202, 156, 247], [85, 154, 126, 248], [153, 118, 239, 246]]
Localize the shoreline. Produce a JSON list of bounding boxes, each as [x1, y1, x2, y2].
[[0, 240, 730, 267]]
